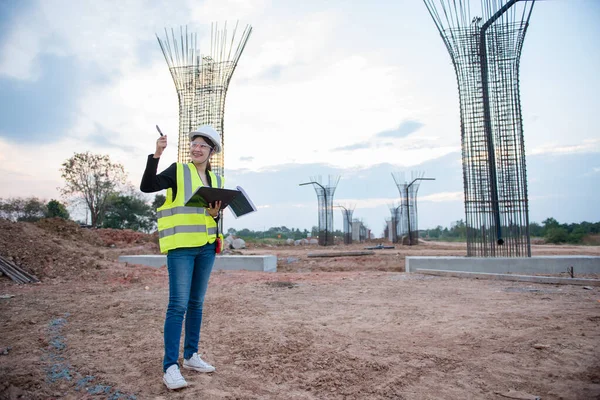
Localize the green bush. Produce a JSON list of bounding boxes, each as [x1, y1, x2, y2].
[[46, 199, 70, 220], [544, 227, 569, 244]]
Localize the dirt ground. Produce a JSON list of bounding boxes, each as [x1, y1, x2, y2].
[[1, 219, 599, 399]]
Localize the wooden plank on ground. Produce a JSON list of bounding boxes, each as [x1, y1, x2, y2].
[[0, 255, 40, 284]]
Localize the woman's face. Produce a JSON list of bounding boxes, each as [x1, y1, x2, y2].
[[189, 136, 213, 164]]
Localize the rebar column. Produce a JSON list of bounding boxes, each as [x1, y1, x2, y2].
[[157, 23, 252, 178], [393, 172, 433, 245], [300, 176, 340, 246], [338, 204, 355, 245], [352, 219, 368, 243], [388, 204, 401, 244], [423, 0, 534, 257]]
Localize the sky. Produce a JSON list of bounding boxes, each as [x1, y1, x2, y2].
[[0, 0, 599, 236]]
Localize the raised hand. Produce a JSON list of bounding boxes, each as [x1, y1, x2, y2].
[[155, 135, 167, 158]]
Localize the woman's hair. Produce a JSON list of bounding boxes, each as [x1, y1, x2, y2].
[[191, 135, 213, 170]]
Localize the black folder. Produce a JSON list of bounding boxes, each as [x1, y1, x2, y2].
[[185, 187, 240, 209], [185, 186, 257, 218]]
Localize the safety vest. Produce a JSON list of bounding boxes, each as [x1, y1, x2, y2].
[[156, 163, 224, 254]]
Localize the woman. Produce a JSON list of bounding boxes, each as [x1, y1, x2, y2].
[[140, 125, 224, 390]]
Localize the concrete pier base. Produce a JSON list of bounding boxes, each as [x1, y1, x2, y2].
[[406, 256, 600, 285], [406, 256, 600, 274], [118, 254, 277, 272], [417, 269, 600, 286]]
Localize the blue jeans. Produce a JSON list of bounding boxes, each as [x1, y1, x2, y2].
[[163, 242, 216, 372]]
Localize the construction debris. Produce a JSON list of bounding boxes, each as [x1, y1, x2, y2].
[[307, 251, 375, 258], [495, 389, 541, 400], [0, 255, 39, 284], [364, 244, 395, 250], [0, 218, 159, 281]]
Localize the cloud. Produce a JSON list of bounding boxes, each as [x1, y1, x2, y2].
[[375, 120, 424, 139], [333, 191, 461, 211], [583, 167, 600, 177], [88, 123, 137, 153], [239, 156, 255, 162], [256, 65, 285, 81], [419, 191, 463, 202], [188, 0, 268, 23], [288, 203, 310, 208], [0, 2, 44, 81], [529, 138, 600, 155], [334, 197, 397, 209], [331, 120, 431, 153], [0, 53, 83, 143], [332, 141, 371, 152]]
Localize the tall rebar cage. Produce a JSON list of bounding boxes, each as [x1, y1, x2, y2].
[[352, 219, 368, 243], [338, 205, 355, 245], [393, 171, 425, 245], [423, 0, 534, 257], [388, 203, 401, 243], [308, 176, 339, 246], [157, 23, 252, 178]]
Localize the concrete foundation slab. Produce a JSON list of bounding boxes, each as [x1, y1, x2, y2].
[[406, 256, 600, 275], [118, 254, 277, 272], [416, 269, 600, 286]]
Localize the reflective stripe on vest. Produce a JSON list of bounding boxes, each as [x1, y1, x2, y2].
[[183, 165, 223, 204], [157, 206, 209, 219], [156, 163, 223, 253], [159, 225, 218, 239], [184, 165, 193, 204]]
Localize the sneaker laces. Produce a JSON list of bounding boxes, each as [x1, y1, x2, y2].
[[167, 365, 184, 379], [191, 353, 211, 367]]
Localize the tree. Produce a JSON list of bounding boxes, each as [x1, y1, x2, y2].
[[102, 192, 154, 232], [311, 226, 319, 236], [0, 197, 20, 220], [20, 197, 47, 222], [60, 152, 127, 227], [529, 222, 543, 237], [151, 194, 166, 221], [46, 199, 70, 220], [0, 197, 46, 222], [237, 228, 253, 237], [545, 227, 568, 244], [542, 217, 560, 230]]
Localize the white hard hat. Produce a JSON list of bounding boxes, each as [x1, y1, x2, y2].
[[189, 125, 222, 153]]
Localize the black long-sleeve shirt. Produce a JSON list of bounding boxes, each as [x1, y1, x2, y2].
[[140, 155, 219, 221], [140, 155, 214, 199]]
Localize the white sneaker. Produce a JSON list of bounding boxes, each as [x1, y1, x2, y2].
[[183, 353, 216, 373], [163, 364, 188, 390]]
